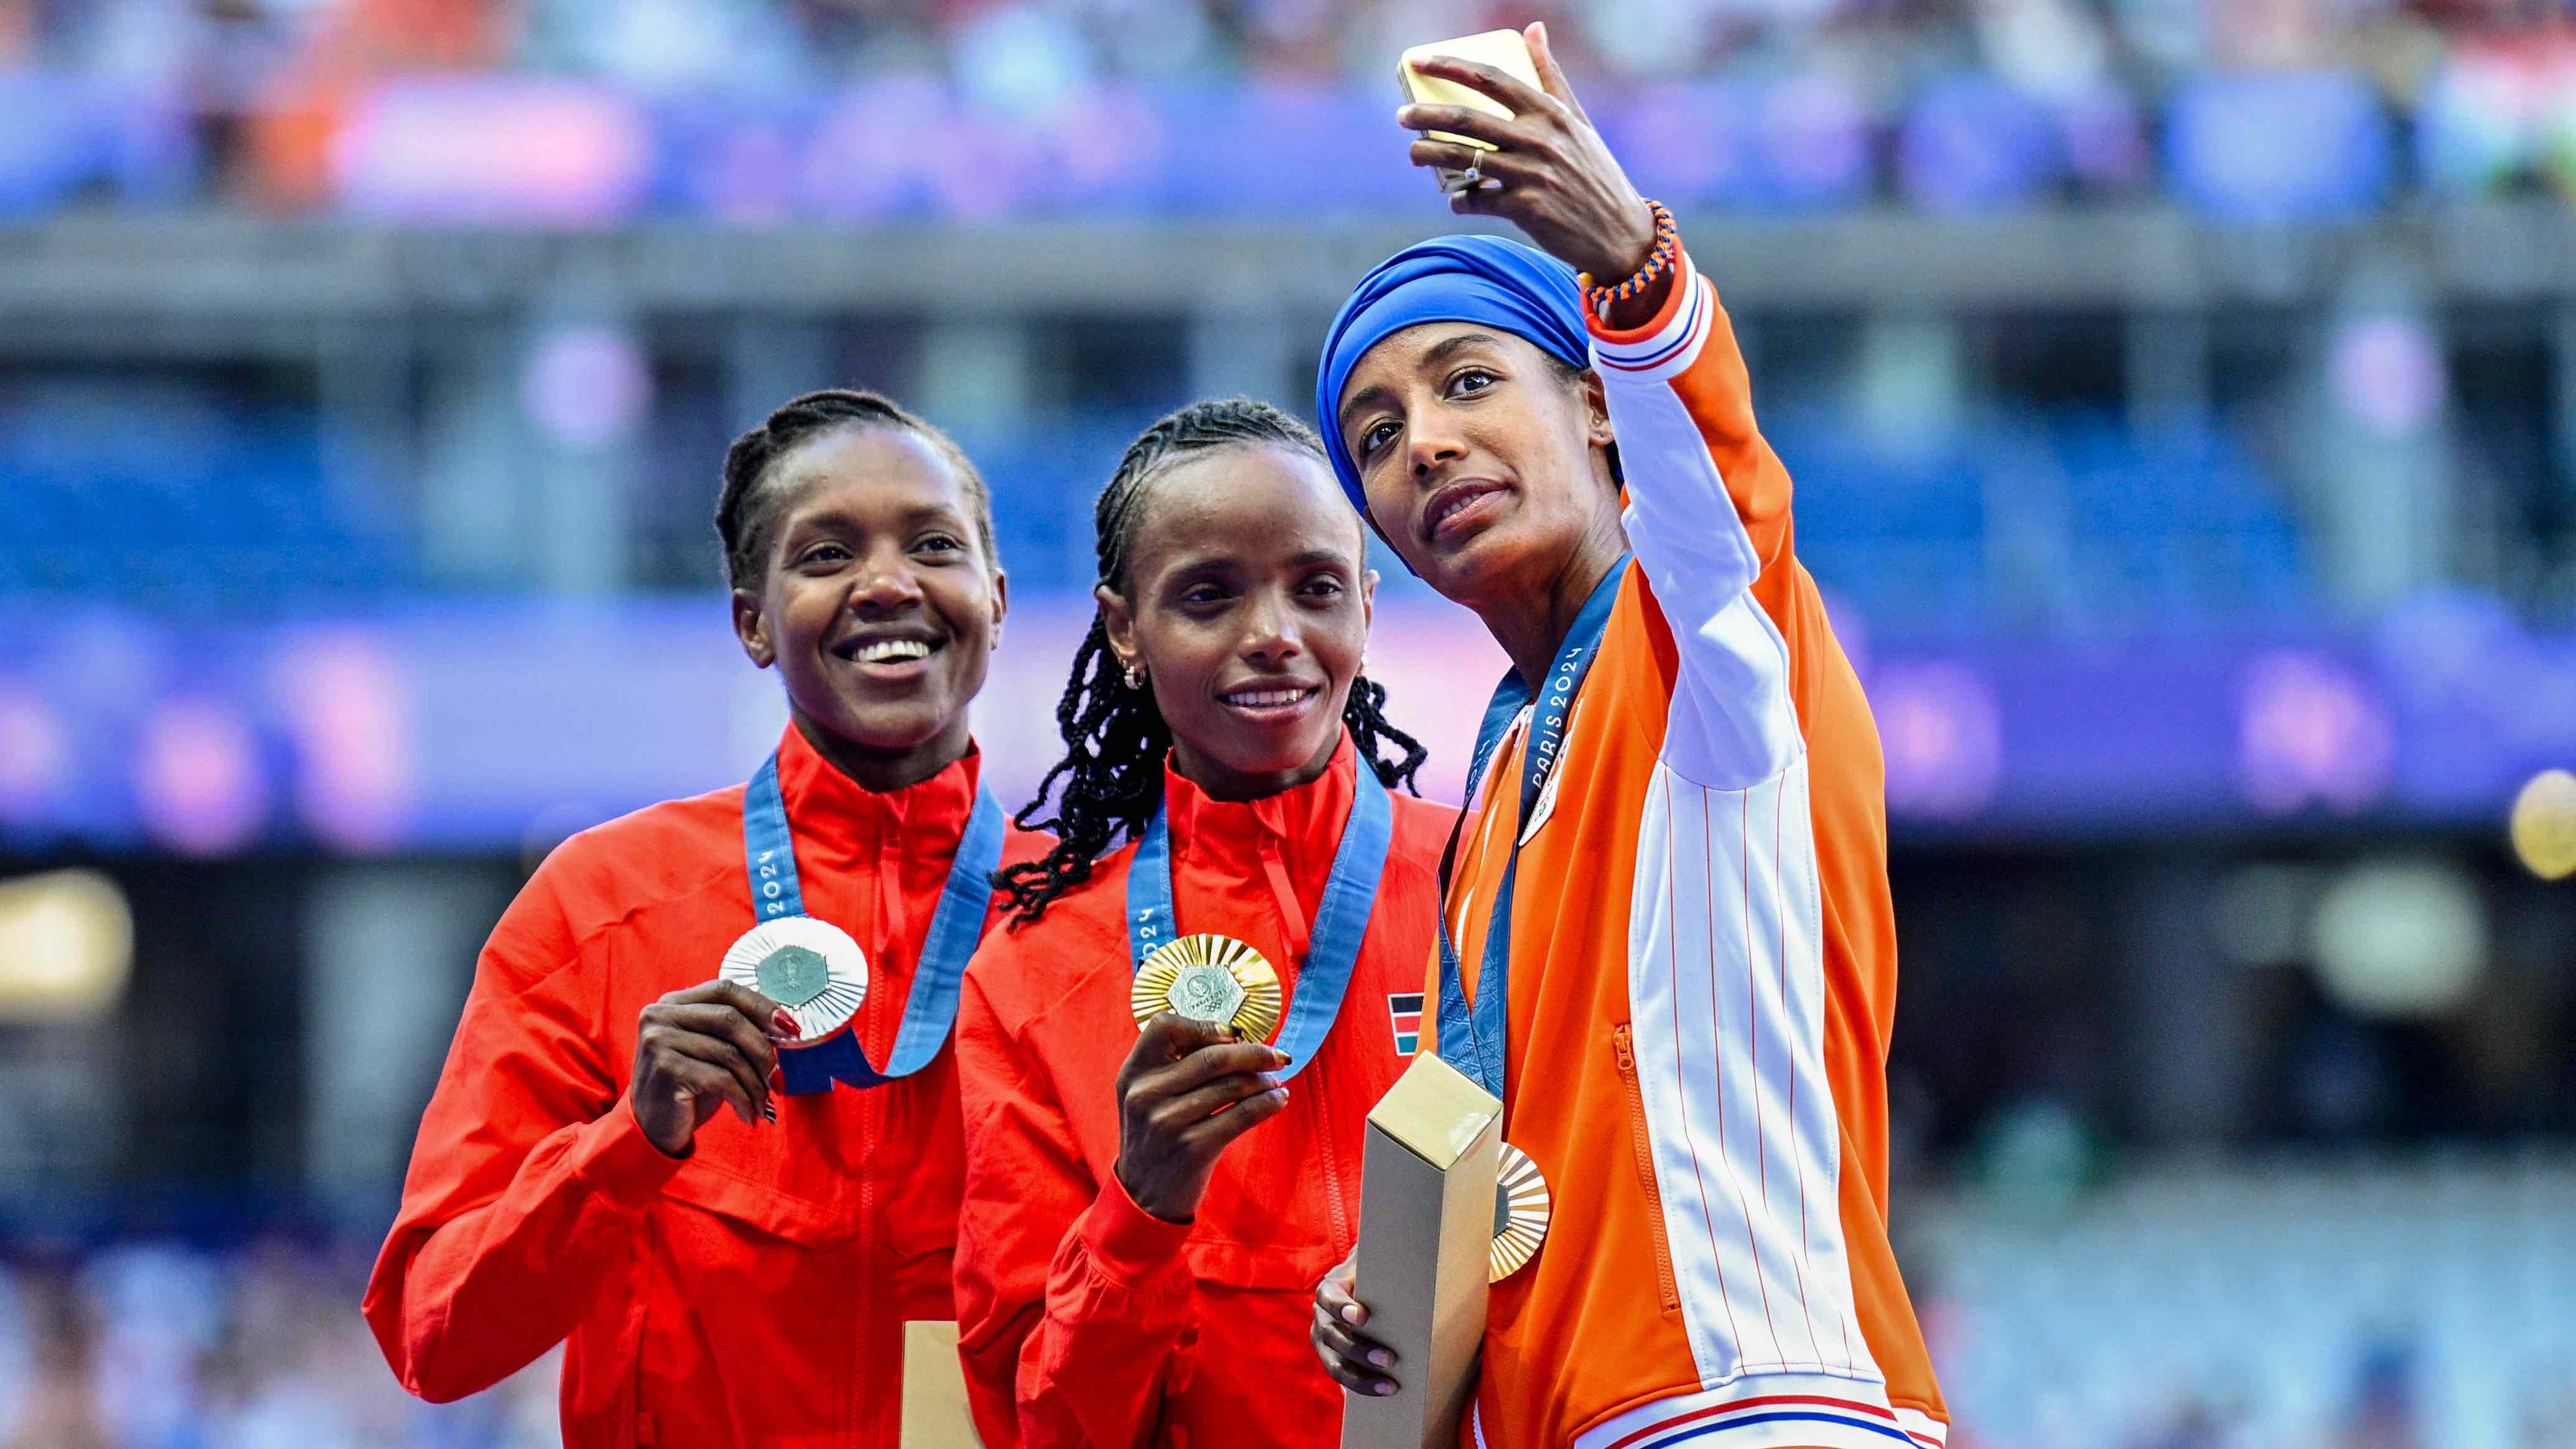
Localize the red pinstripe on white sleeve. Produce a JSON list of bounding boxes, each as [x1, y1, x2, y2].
[[1630, 758, 1870, 1390]]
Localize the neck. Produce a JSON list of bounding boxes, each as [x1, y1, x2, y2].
[[791, 710, 971, 794], [1167, 729, 1341, 805], [1485, 524, 1627, 688]]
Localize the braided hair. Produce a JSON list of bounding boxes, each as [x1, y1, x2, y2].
[[716, 388, 997, 591], [996, 398, 1429, 926]]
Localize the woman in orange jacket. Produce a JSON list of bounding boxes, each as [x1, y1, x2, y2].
[[1307, 26, 1949, 1449], [950, 398, 1457, 1448], [363, 389, 1052, 1447]]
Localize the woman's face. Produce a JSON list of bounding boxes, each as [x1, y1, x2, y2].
[[1333, 322, 1619, 607], [733, 424, 1006, 774], [1101, 444, 1376, 802]]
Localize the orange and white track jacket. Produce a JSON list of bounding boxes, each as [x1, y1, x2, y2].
[[1434, 248, 1949, 1449]]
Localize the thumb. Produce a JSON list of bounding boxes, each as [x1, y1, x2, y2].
[[1525, 22, 1588, 118], [1149, 1010, 1236, 1056]]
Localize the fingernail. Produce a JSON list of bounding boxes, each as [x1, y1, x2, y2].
[[1369, 1349, 1392, 1368], [1372, 1381, 1396, 1397], [1342, 1305, 1365, 1326], [772, 1008, 801, 1038]]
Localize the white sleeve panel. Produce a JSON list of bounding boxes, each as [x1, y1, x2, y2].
[[1591, 255, 1801, 794], [1627, 756, 1880, 1397]]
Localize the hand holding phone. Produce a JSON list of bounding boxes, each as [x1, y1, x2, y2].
[[1392, 22, 1661, 298], [1397, 29, 1544, 194]]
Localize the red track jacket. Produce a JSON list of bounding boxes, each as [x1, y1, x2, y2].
[[364, 724, 1050, 1448], [953, 736, 1455, 1449]]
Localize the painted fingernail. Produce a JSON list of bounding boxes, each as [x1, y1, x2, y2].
[[772, 1008, 801, 1038]]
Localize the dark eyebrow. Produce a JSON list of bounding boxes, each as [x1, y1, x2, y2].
[[1336, 332, 1513, 433], [1337, 382, 1391, 434], [895, 502, 969, 528], [1422, 331, 1509, 366], [778, 498, 966, 542], [1163, 547, 1353, 579]]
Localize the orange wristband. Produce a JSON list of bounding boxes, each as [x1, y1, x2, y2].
[[1580, 199, 1678, 314]]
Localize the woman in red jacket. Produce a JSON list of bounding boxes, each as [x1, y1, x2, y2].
[[363, 389, 1051, 1447], [951, 397, 1456, 1448]]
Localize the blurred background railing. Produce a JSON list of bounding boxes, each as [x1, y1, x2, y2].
[[2, 1, 2575, 1446]]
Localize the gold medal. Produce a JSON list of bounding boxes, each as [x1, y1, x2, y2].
[[1131, 934, 1282, 1043], [1489, 1142, 1552, 1282], [719, 916, 868, 1040]]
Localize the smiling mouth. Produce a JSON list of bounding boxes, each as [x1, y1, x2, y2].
[[1221, 683, 1322, 715], [836, 637, 944, 665]]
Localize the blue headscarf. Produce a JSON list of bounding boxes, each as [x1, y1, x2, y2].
[[1314, 234, 1592, 518]]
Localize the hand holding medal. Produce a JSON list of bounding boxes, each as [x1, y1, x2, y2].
[[630, 979, 793, 1158], [1112, 1011, 1292, 1224]]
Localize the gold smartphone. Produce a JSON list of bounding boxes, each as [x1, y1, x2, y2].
[[1398, 27, 1542, 190]]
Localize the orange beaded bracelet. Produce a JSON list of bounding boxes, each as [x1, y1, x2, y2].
[[1580, 199, 1679, 314]]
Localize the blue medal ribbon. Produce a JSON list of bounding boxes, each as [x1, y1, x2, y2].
[[742, 751, 1006, 1094], [1126, 748, 1394, 1081], [1434, 556, 1632, 1099]]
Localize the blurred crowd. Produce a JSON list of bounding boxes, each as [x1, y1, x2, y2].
[[0, 1237, 556, 1449], [0, 0, 2573, 214], [1, 0, 2567, 95]]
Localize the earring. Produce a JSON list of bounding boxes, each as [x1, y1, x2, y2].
[[1122, 660, 1146, 690]]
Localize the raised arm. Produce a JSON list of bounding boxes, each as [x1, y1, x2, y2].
[[1591, 246, 1804, 789], [1399, 24, 1801, 789]]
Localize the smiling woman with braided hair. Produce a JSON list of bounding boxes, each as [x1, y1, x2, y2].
[[994, 399, 1431, 924], [951, 396, 1455, 1449]]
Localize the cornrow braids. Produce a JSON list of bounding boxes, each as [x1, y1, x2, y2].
[[716, 388, 999, 592], [996, 397, 1430, 926]]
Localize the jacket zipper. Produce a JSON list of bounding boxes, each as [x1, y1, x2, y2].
[[1266, 830, 1349, 1250], [1314, 1043, 1351, 1246], [1612, 1024, 1682, 1316]]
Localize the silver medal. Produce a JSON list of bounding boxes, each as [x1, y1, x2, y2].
[[719, 916, 867, 1040]]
